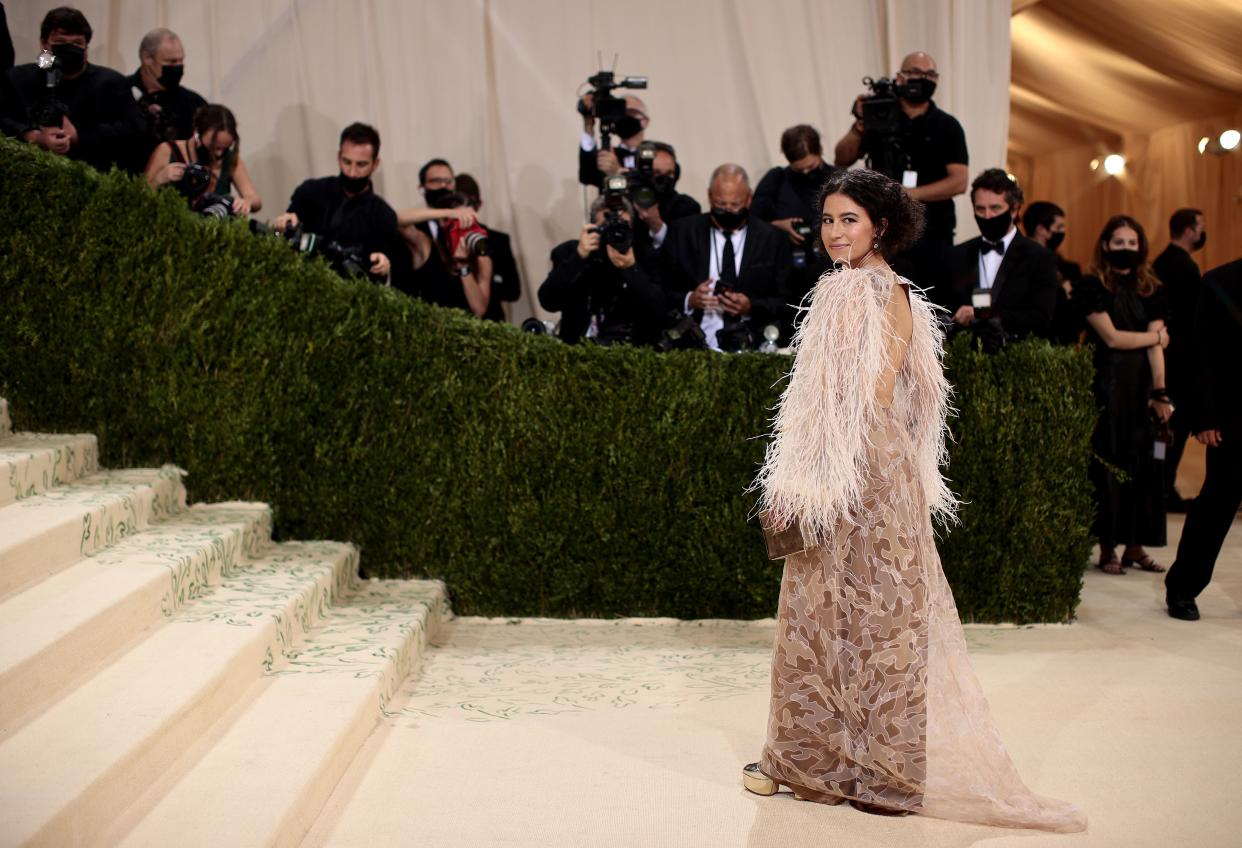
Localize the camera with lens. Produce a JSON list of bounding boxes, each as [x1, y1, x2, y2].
[[577, 65, 648, 151], [857, 75, 906, 180], [590, 175, 635, 254], [622, 142, 661, 210], [279, 222, 374, 280], [444, 218, 490, 258], [134, 90, 182, 144], [656, 313, 708, 352], [173, 162, 235, 219]]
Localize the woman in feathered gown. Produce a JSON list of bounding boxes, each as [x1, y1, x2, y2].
[[742, 168, 1086, 833]]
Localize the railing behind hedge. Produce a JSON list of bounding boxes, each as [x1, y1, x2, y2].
[[0, 140, 1096, 622]]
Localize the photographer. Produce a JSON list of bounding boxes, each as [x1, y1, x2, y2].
[[6, 7, 144, 172], [577, 89, 649, 188], [455, 173, 522, 322], [753, 125, 834, 248], [399, 192, 493, 318], [1023, 200, 1083, 345], [538, 193, 666, 346], [946, 168, 1056, 342], [272, 122, 409, 288], [144, 104, 262, 217], [629, 141, 701, 249], [833, 52, 968, 290], [658, 164, 791, 352], [124, 28, 207, 173]]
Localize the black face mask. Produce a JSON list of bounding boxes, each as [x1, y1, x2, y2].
[[613, 115, 643, 140], [423, 187, 452, 208], [652, 174, 677, 197], [975, 209, 1012, 242], [900, 78, 936, 104], [712, 206, 749, 233], [158, 64, 184, 89], [51, 43, 86, 75], [1046, 231, 1065, 251], [1193, 231, 1207, 251], [1105, 248, 1141, 271], [340, 173, 371, 194]]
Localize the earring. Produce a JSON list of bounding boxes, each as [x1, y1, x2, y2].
[[873, 240, 880, 250]]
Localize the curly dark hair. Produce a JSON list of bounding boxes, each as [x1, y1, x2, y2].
[[815, 168, 925, 257]]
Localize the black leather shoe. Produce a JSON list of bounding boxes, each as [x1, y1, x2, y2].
[[1167, 597, 1200, 621]]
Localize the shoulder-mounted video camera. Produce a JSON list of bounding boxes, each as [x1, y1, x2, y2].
[[577, 66, 648, 151]]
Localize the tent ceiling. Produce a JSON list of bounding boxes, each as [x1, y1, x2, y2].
[[1009, 0, 1242, 158]]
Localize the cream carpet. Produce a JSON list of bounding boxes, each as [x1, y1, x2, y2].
[[305, 511, 1242, 848]]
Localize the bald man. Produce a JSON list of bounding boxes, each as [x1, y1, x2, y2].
[[125, 27, 206, 170], [834, 51, 968, 296], [657, 164, 792, 352], [577, 92, 650, 188]]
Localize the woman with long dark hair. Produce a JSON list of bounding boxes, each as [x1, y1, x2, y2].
[[1075, 215, 1172, 574], [144, 104, 262, 216], [742, 168, 1085, 832]]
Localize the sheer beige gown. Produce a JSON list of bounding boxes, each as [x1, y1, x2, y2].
[[757, 275, 1086, 832]]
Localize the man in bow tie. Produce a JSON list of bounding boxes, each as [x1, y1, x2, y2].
[[945, 168, 1057, 340]]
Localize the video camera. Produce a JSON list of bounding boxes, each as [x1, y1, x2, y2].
[[590, 175, 635, 254], [857, 76, 907, 181], [577, 64, 648, 152]]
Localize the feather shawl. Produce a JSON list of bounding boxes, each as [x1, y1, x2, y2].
[[753, 265, 957, 543]]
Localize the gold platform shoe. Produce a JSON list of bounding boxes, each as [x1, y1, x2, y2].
[[742, 762, 777, 796]]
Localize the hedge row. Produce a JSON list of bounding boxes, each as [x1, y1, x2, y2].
[[0, 139, 1096, 622]]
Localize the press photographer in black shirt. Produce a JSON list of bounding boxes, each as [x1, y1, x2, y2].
[[6, 7, 144, 172], [273, 122, 409, 289], [124, 28, 207, 173], [834, 51, 968, 291], [539, 190, 666, 346]]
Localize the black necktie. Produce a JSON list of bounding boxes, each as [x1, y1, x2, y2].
[[981, 239, 1004, 255], [720, 232, 738, 290]]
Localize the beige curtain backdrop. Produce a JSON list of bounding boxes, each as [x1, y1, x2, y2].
[[8, 0, 1010, 322]]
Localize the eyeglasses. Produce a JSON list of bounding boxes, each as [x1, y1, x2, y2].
[[424, 176, 453, 188], [899, 68, 939, 80]]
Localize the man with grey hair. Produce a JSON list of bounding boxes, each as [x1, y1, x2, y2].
[[538, 191, 666, 346], [657, 164, 792, 352], [124, 27, 206, 171]]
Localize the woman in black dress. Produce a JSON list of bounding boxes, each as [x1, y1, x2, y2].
[[1075, 215, 1173, 574]]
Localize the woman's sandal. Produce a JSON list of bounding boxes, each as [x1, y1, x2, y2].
[[1122, 553, 1166, 572], [741, 763, 845, 805], [1098, 553, 1125, 575]]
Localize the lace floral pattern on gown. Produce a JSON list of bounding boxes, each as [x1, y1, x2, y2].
[[760, 404, 1087, 832]]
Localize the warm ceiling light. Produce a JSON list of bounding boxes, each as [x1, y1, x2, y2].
[[1198, 136, 1211, 154], [1089, 158, 1100, 171], [1103, 154, 1125, 176], [1221, 130, 1241, 151]]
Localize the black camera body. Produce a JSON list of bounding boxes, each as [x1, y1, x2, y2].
[[172, 162, 234, 219], [578, 67, 648, 151], [859, 76, 907, 181], [590, 175, 635, 254], [281, 223, 373, 279]]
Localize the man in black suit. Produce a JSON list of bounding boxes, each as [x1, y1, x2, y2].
[[658, 164, 791, 352], [631, 141, 701, 249], [945, 168, 1057, 341], [576, 91, 649, 188], [1164, 257, 1242, 621], [1153, 207, 1207, 510], [1023, 200, 1082, 344]]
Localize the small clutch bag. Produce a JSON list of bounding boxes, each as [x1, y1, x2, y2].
[[759, 509, 811, 560]]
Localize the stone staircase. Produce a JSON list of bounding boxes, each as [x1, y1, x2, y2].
[[0, 399, 450, 846]]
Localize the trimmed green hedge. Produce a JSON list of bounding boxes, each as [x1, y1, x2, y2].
[[0, 139, 1095, 622]]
